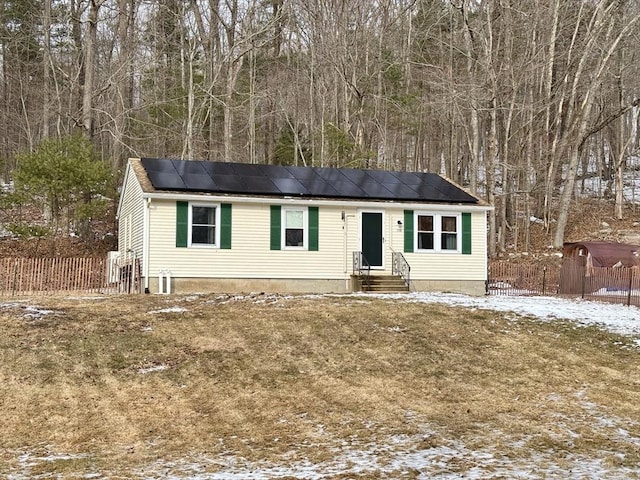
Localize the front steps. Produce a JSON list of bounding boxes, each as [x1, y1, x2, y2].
[[358, 274, 409, 293]]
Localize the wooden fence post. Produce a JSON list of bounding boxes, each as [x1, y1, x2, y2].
[[627, 268, 633, 307]]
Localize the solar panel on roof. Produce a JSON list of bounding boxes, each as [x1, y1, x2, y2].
[[173, 160, 207, 175], [340, 169, 369, 185], [300, 179, 340, 197], [213, 174, 245, 192], [181, 173, 216, 191], [139, 158, 478, 204], [232, 163, 266, 177], [327, 180, 367, 198], [366, 169, 402, 183], [241, 176, 279, 194], [272, 177, 308, 195], [314, 168, 350, 183], [146, 171, 187, 190], [286, 166, 321, 180], [391, 171, 423, 185], [262, 164, 296, 179], [380, 182, 419, 198], [410, 183, 450, 202], [142, 157, 176, 172], [201, 162, 236, 176], [359, 182, 395, 199], [429, 177, 477, 203]]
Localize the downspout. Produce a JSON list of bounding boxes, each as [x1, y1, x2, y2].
[[343, 212, 356, 290], [483, 210, 489, 295], [342, 211, 347, 289], [143, 197, 151, 293]]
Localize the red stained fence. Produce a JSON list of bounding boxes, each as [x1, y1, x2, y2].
[[0, 257, 141, 296], [489, 260, 640, 307]]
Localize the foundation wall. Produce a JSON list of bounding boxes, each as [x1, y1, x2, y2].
[[147, 276, 351, 295], [409, 279, 487, 296], [146, 276, 486, 296]]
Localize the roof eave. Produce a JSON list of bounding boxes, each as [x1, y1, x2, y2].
[[140, 190, 494, 211]]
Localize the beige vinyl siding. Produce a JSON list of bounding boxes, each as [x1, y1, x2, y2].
[[389, 209, 487, 281], [148, 200, 354, 280], [145, 197, 487, 283], [117, 166, 145, 260]]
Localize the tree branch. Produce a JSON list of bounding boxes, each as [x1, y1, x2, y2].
[[580, 97, 640, 147]]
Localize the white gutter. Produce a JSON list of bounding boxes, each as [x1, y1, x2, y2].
[[141, 191, 494, 212]]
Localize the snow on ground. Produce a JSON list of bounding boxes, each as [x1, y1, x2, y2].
[[4, 293, 640, 479], [366, 291, 640, 338], [146, 306, 188, 314]]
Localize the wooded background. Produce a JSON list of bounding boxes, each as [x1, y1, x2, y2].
[[2, 0, 640, 255]]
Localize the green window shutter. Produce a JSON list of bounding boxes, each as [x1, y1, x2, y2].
[[462, 212, 472, 254], [308, 206, 319, 251], [404, 210, 414, 253], [220, 203, 232, 249], [176, 201, 188, 247], [270, 205, 281, 250]]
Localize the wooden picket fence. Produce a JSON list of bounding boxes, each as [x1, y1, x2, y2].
[[489, 260, 640, 307], [0, 257, 141, 296]]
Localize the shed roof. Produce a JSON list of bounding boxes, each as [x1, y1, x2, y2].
[[563, 241, 640, 267], [136, 157, 480, 204]]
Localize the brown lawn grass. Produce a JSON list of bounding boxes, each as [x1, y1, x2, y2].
[[1, 293, 640, 478]]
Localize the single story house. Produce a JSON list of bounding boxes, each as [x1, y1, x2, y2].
[[117, 158, 491, 294]]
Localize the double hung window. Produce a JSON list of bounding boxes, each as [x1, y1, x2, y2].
[[270, 205, 319, 251], [176, 201, 231, 249], [416, 213, 460, 252], [190, 205, 217, 246], [283, 207, 307, 248]]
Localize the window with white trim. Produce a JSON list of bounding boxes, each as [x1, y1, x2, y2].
[[283, 207, 307, 248], [189, 203, 219, 246], [415, 213, 460, 252]]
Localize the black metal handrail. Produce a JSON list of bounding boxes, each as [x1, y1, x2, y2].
[[392, 251, 411, 289], [353, 251, 371, 289]]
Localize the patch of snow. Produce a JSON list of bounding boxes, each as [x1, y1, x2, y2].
[[64, 296, 108, 301], [0, 302, 28, 309], [592, 287, 640, 297], [137, 364, 169, 375], [7, 452, 93, 480], [21, 306, 57, 319], [0, 225, 15, 238], [1, 302, 61, 319], [181, 295, 203, 302], [359, 292, 640, 337], [387, 325, 407, 333], [126, 423, 640, 479], [147, 306, 188, 314], [209, 293, 293, 305]]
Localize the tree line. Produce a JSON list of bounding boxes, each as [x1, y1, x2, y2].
[[2, 0, 640, 253]]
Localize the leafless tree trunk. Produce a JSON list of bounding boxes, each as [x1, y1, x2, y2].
[[110, 0, 137, 169], [81, 0, 103, 138], [553, 2, 640, 247], [42, 0, 52, 139]]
